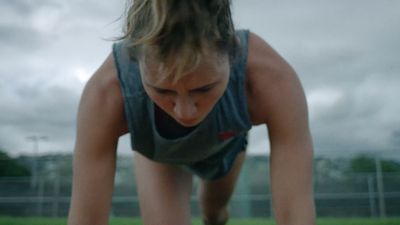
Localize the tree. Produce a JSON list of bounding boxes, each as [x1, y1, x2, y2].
[[349, 155, 400, 173], [0, 150, 31, 177]]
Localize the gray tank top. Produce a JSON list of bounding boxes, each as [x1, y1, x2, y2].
[[113, 30, 252, 164]]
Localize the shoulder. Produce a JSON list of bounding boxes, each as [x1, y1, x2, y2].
[[84, 53, 121, 106], [79, 53, 128, 136], [245, 32, 308, 127]]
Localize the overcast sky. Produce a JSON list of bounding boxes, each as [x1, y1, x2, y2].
[[1, 0, 399, 159]]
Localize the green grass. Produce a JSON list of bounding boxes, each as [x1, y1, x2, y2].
[[0, 217, 399, 225]]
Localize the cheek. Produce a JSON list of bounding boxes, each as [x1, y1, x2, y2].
[[152, 95, 173, 109], [209, 80, 229, 102], [145, 90, 173, 112], [196, 89, 226, 112]]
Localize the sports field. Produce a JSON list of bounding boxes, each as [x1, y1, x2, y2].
[[0, 217, 399, 225]]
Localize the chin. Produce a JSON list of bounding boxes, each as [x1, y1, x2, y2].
[[175, 109, 214, 127], [177, 119, 201, 127]]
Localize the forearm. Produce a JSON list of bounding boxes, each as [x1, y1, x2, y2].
[[272, 192, 315, 225], [68, 150, 116, 225], [270, 145, 315, 225]]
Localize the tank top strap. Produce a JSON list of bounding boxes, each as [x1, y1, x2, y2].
[[112, 41, 156, 157], [215, 29, 252, 132], [112, 41, 146, 96], [231, 29, 250, 81]]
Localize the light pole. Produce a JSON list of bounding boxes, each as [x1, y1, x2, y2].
[[375, 156, 386, 218], [27, 135, 47, 188]]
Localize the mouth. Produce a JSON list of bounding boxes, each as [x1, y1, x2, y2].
[[176, 118, 201, 127]]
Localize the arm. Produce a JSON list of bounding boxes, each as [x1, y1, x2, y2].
[[246, 32, 316, 225], [268, 86, 315, 225], [68, 54, 128, 225]]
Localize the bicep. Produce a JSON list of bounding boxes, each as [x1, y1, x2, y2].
[[75, 53, 126, 151], [72, 53, 127, 176], [246, 30, 314, 179], [262, 68, 313, 178], [266, 76, 311, 149], [247, 32, 312, 147], [74, 84, 119, 169]]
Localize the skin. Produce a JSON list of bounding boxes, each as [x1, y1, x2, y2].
[[139, 52, 230, 128], [67, 32, 315, 225]]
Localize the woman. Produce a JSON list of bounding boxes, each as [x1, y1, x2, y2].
[[67, 0, 315, 225]]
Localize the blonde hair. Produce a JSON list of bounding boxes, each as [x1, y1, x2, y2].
[[119, 0, 237, 83]]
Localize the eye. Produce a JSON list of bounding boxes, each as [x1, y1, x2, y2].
[[194, 86, 213, 93], [155, 89, 175, 95]]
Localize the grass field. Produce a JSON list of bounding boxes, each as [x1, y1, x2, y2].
[[0, 217, 399, 225]]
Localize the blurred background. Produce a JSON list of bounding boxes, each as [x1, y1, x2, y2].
[[0, 0, 399, 218]]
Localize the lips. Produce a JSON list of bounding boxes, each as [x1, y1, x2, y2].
[[177, 118, 200, 127]]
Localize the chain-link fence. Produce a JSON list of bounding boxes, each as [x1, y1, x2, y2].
[[1, 155, 400, 218]]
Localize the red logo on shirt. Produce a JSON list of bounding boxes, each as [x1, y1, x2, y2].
[[218, 130, 237, 141]]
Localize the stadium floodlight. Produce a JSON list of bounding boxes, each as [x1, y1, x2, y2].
[[26, 135, 48, 188]]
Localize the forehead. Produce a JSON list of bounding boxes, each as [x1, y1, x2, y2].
[[140, 53, 230, 87]]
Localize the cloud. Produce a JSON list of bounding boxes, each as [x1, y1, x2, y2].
[[233, 0, 400, 158], [0, 0, 125, 155], [1, 0, 399, 160], [309, 73, 400, 156], [0, 25, 47, 52]]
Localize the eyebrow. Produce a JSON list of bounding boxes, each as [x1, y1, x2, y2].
[[146, 80, 220, 93]]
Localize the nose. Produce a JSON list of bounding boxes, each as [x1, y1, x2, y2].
[[173, 96, 197, 121]]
